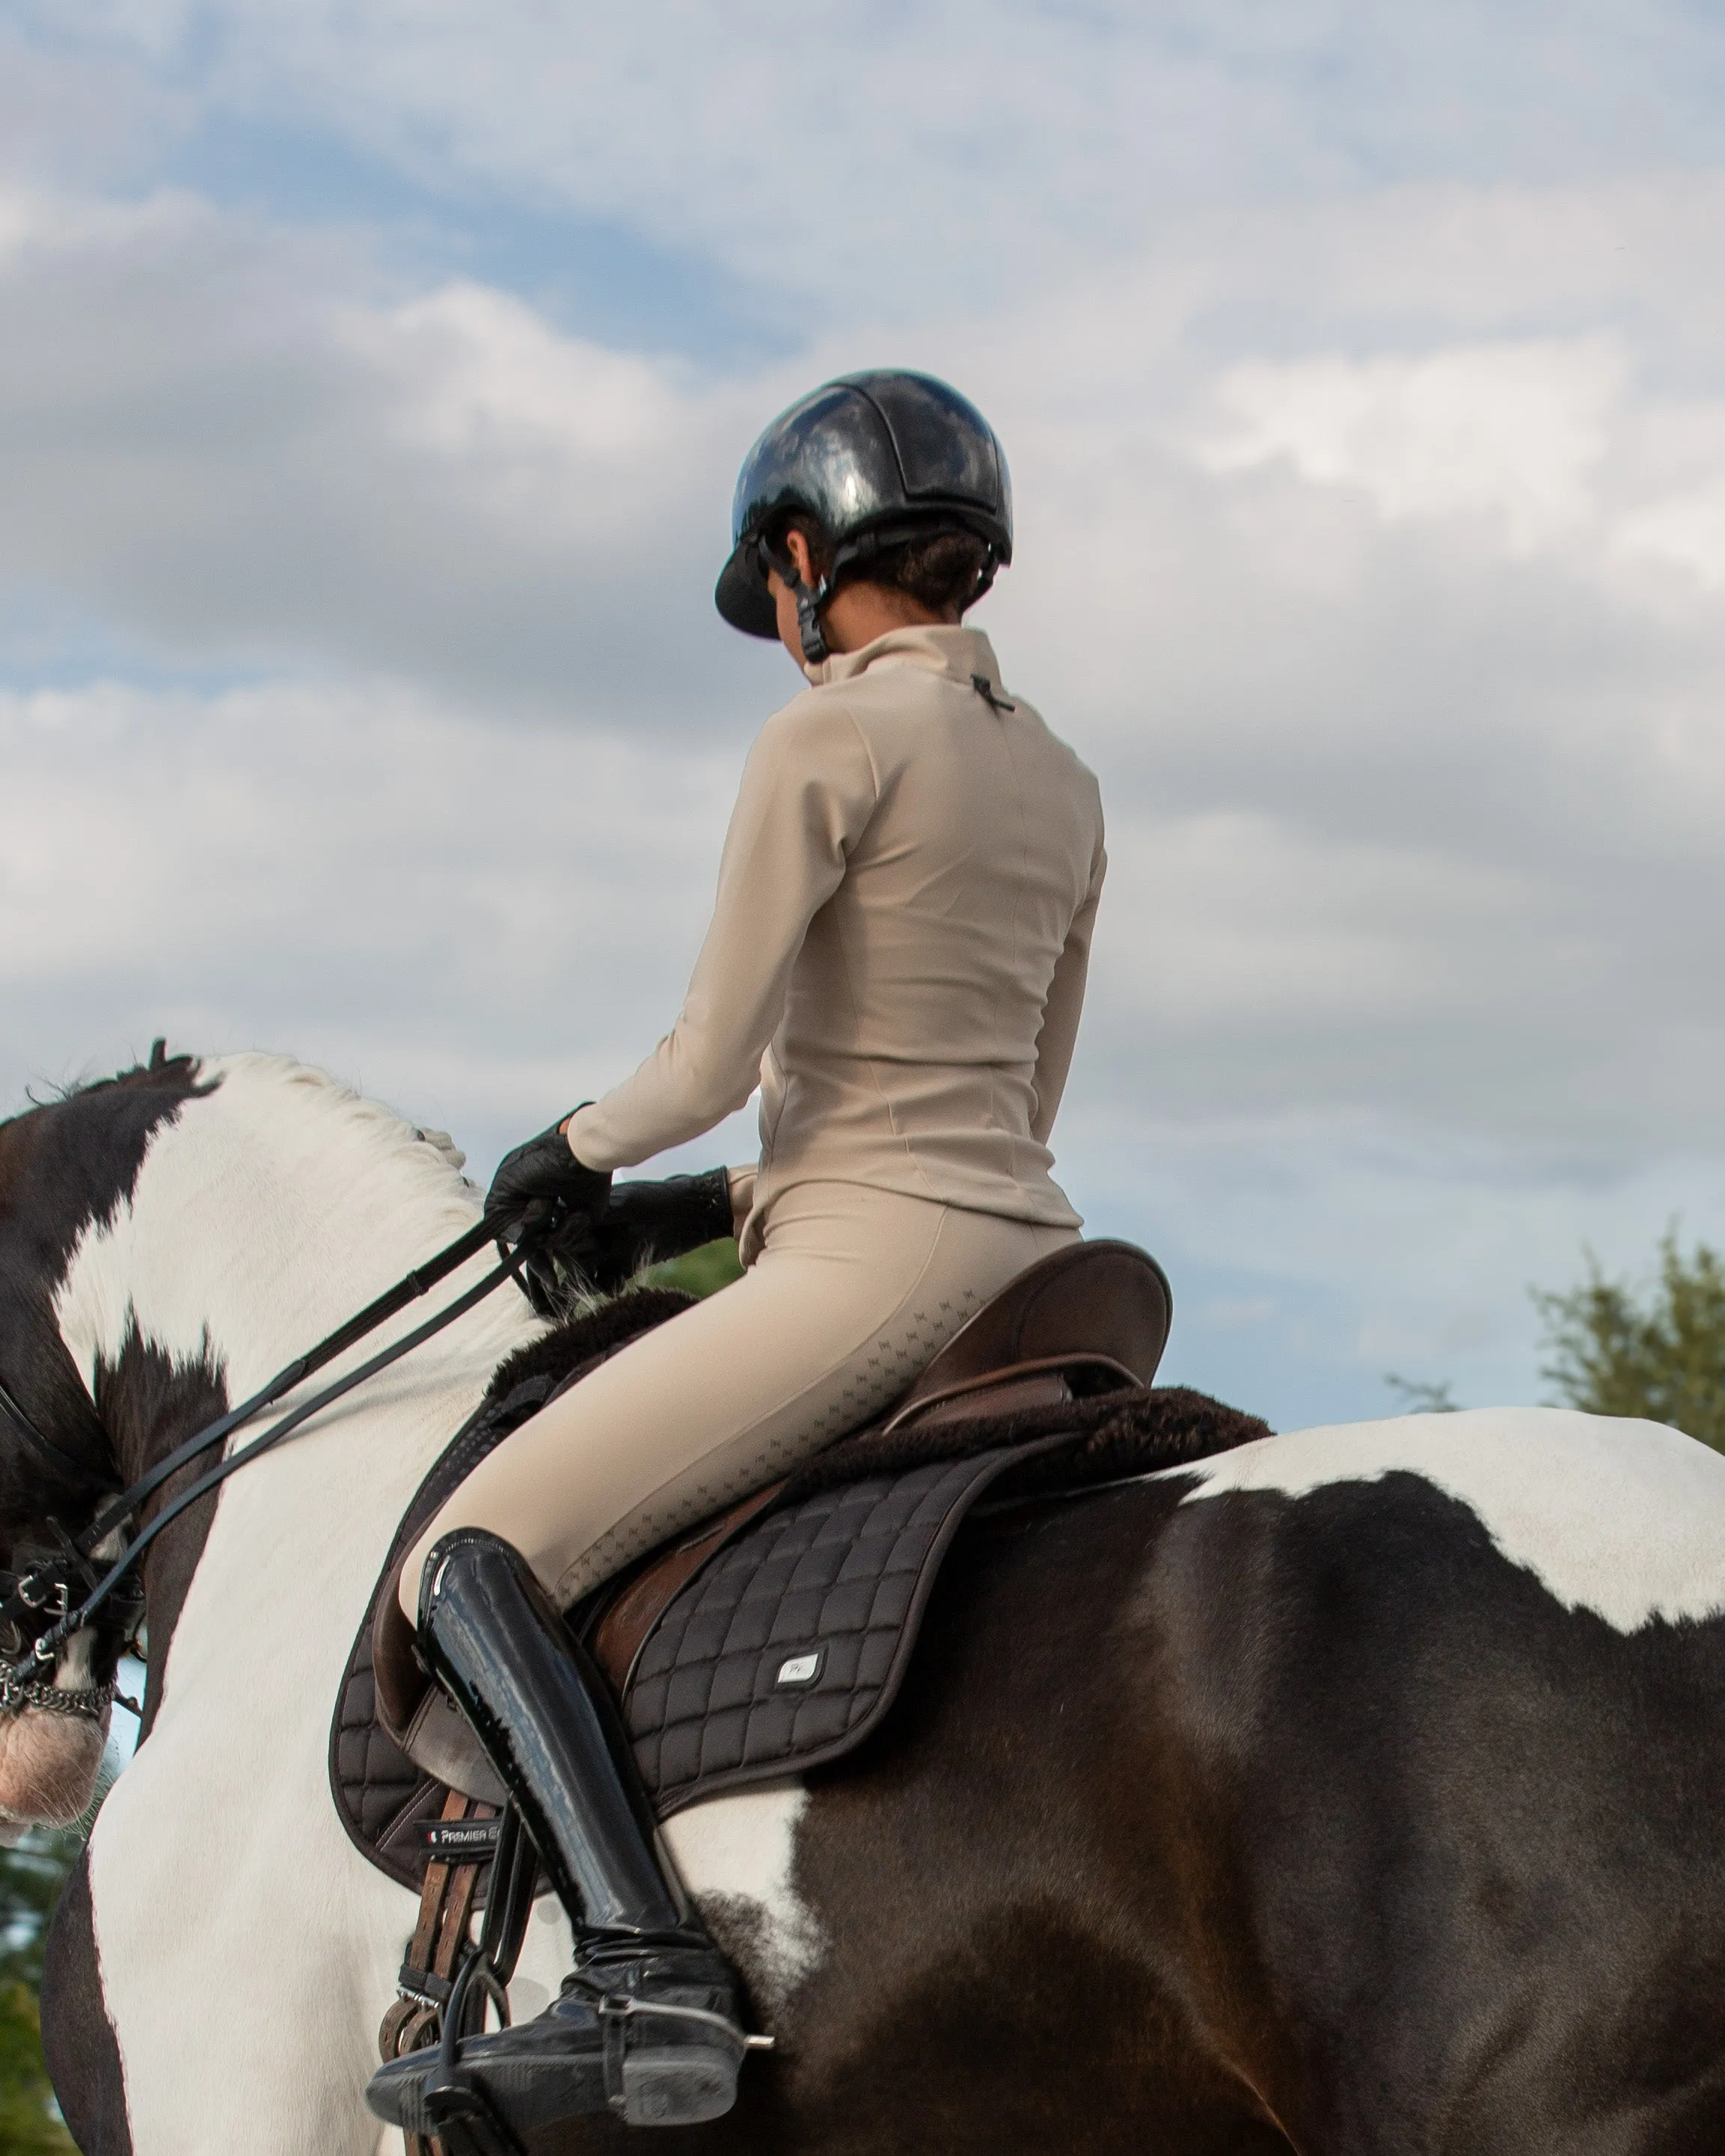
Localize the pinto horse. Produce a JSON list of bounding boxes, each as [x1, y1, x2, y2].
[[1, 1053, 1723, 2154]]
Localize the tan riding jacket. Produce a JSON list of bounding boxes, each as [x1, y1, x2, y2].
[[568, 625, 1106, 1258]]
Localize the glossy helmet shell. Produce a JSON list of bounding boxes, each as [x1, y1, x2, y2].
[[714, 370, 1014, 639]]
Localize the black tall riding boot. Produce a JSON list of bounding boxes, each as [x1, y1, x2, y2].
[[364, 1529, 750, 2137]]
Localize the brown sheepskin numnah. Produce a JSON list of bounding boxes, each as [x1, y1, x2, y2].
[[0, 1704, 108, 1831], [777, 1382, 1274, 1505]]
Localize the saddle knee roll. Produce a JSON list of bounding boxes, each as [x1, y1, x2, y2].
[[371, 1561, 508, 1808]]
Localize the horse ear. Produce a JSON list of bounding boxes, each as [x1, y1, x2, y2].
[[148, 1038, 167, 1071]]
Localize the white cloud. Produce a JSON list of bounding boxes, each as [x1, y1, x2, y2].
[[10, 663, 1724, 1432], [23, 0, 1725, 312], [6, 166, 1725, 1180], [1200, 340, 1627, 549], [0, 21, 175, 188], [1617, 488, 1725, 589], [367, 283, 696, 470], [6, 4, 1308, 304], [0, 182, 785, 718], [0, 675, 750, 1143], [4, 9, 1725, 1425], [1067, 1102, 1725, 1425]]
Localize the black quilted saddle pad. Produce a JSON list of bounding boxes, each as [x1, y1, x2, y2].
[[330, 1283, 1269, 1887], [621, 1444, 1046, 1816], [332, 1440, 1055, 1879], [613, 1378, 1270, 1815]]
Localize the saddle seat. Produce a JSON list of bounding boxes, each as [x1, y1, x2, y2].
[[336, 1240, 1267, 1886]]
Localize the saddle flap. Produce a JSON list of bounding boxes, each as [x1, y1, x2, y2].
[[895, 1239, 1171, 1412], [590, 1481, 785, 1698], [372, 1567, 508, 1809]]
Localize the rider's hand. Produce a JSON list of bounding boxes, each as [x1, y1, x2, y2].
[[484, 1120, 612, 1241]]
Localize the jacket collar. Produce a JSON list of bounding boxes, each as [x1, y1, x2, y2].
[[805, 624, 1005, 694]]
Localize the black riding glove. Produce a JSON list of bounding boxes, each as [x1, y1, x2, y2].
[[574, 1169, 735, 1292], [484, 1120, 613, 1242]]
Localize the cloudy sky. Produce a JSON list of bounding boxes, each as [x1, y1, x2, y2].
[[4, 1, 1725, 1430]]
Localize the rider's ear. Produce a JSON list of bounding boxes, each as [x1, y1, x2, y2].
[[783, 527, 815, 585]]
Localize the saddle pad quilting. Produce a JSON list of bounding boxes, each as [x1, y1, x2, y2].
[[625, 1448, 1031, 1815], [332, 1363, 1272, 1884], [334, 1658, 420, 1841]]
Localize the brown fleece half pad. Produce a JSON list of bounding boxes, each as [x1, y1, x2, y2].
[[779, 1378, 1269, 1505]]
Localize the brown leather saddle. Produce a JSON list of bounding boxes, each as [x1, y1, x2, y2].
[[586, 1234, 1173, 1685], [333, 1239, 1210, 1885]]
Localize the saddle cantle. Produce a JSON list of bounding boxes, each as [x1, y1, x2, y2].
[[331, 1240, 1264, 1887], [583, 1238, 1172, 1692], [883, 1233, 1171, 1429]]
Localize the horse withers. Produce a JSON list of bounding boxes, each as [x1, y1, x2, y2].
[[0, 1052, 1721, 2154]]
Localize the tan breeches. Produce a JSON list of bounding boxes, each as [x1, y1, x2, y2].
[[402, 1181, 1077, 1616]]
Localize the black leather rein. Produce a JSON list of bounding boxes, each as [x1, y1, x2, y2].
[[0, 1214, 538, 1705]]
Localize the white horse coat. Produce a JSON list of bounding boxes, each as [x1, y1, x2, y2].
[[14, 1053, 1724, 2155], [51, 1058, 818, 2154]]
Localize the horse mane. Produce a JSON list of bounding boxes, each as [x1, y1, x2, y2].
[[25, 1049, 496, 1523], [192, 1051, 480, 1200], [26, 1050, 207, 1111], [33, 1048, 470, 1193]]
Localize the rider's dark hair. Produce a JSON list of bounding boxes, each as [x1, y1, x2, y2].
[[773, 513, 992, 621]]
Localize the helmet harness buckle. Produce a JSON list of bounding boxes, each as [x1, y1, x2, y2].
[[756, 536, 836, 667]]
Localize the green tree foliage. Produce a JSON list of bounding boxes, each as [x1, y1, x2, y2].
[[1534, 1230, 1725, 1450], [0, 1742, 121, 2154], [643, 1238, 744, 1300], [1384, 1373, 1459, 1414], [0, 1831, 79, 2154]]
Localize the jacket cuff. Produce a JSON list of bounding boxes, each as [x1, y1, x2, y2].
[[563, 1102, 598, 1166]]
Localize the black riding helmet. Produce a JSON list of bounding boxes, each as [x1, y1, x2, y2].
[[714, 369, 1013, 666]]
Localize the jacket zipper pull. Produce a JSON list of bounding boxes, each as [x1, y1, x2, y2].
[[970, 673, 1017, 713]]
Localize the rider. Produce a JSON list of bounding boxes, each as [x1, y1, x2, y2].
[[367, 371, 1106, 2138]]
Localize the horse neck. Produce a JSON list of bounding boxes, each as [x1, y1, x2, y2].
[[49, 1059, 537, 1665], [55, 1055, 531, 1459]]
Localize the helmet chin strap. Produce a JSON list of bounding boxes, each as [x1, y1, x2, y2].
[[794, 576, 833, 667], [759, 540, 833, 666], [763, 523, 1002, 668]]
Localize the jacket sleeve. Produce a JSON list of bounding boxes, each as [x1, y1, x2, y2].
[[1029, 829, 1106, 1146], [568, 699, 879, 1170]]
